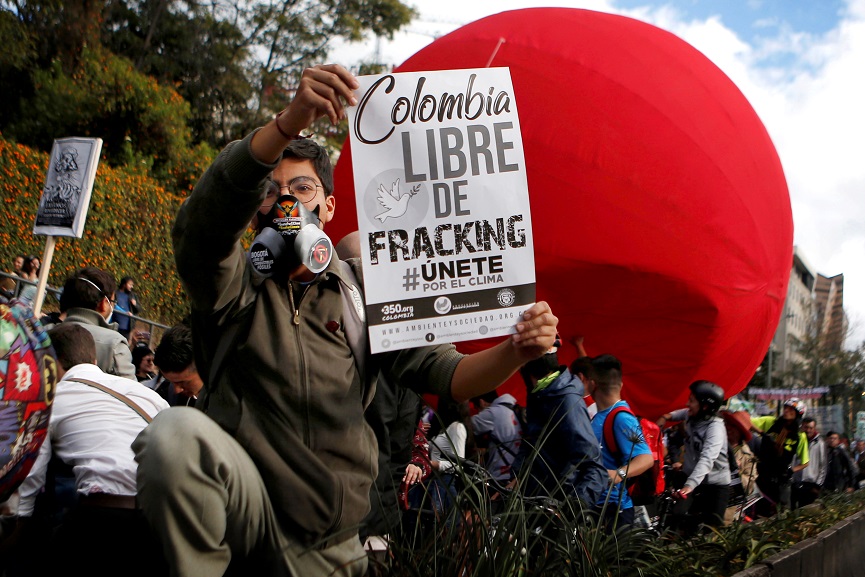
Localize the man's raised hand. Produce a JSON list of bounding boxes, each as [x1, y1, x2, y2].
[[511, 301, 559, 362], [279, 65, 359, 136]]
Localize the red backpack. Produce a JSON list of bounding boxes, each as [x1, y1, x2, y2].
[[602, 405, 665, 505]]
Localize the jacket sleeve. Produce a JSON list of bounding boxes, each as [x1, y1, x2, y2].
[[172, 131, 277, 314], [796, 433, 810, 465], [112, 341, 137, 381], [381, 345, 464, 400], [750, 416, 775, 433], [409, 420, 433, 481], [16, 430, 53, 517], [471, 408, 496, 436], [844, 450, 857, 487], [813, 441, 828, 486], [685, 419, 726, 489]]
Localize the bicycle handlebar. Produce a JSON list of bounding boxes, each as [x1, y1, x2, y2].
[[456, 458, 561, 508]]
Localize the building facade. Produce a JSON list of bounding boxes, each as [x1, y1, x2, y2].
[[814, 272, 847, 353], [770, 247, 816, 385]]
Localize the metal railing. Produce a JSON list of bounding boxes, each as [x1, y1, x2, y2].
[[0, 271, 170, 339]]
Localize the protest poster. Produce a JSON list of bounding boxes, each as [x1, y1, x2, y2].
[[347, 68, 535, 354], [33, 137, 103, 238]]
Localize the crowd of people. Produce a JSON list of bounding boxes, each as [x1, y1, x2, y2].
[[1, 63, 861, 577]]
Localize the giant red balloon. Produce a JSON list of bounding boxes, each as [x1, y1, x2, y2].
[[330, 8, 792, 417]]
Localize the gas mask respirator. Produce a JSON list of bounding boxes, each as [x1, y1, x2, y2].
[[248, 194, 333, 279]]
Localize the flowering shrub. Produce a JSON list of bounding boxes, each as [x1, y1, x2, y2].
[[0, 135, 197, 325]]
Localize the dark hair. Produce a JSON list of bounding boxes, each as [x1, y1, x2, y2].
[[21, 256, 39, 276], [119, 276, 134, 290], [131, 346, 155, 371], [520, 351, 560, 386], [59, 267, 117, 312], [588, 354, 623, 389], [429, 398, 476, 455], [802, 417, 816, 426], [49, 323, 96, 370], [569, 356, 592, 379], [154, 324, 195, 373], [281, 139, 334, 196], [472, 390, 499, 407]]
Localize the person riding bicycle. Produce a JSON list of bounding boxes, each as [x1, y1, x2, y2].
[[658, 380, 731, 534], [750, 398, 809, 517]]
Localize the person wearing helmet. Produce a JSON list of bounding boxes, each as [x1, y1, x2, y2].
[[749, 398, 810, 517], [658, 380, 731, 534]]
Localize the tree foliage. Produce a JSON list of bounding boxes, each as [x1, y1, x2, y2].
[[1, 0, 413, 165], [0, 135, 190, 327], [100, 0, 414, 146], [0, 0, 412, 332]]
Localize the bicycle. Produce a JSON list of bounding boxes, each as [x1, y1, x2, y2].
[[646, 487, 680, 535]]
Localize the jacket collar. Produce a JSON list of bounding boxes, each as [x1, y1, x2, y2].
[[64, 307, 118, 331]]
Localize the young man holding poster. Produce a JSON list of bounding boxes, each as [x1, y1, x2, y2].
[[133, 64, 558, 577]]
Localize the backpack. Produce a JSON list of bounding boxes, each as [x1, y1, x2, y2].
[[476, 401, 527, 466], [499, 401, 529, 437], [602, 405, 665, 505]]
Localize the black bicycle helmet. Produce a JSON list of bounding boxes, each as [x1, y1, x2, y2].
[[689, 380, 725, 415]]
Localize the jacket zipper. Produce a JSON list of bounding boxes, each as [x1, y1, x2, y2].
[[288, 283, 311, 445]]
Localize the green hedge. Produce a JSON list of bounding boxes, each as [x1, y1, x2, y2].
[[0, 135, 208, 327]]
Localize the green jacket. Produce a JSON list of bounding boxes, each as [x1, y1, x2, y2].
[[63, 307, 136, 380], [173, 131, 463, 546]]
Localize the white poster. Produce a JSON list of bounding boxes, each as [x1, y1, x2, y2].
[[347, 68, 535, 354], [33, 137, 103, 238]]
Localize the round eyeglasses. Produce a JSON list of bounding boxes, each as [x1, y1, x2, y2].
[[268, 176, 324, 204]]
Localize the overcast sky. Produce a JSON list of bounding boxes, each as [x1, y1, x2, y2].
[[330, 0, 865, 347]]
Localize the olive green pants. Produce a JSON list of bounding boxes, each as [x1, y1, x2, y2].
[[133, 407, 368, 577]]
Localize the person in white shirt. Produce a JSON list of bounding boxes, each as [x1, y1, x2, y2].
[[791, 417, 827, 508], [14, 323, 170, 577], [417, 399, 475, 515]]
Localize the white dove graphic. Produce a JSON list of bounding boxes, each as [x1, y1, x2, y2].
[[375, 178, 418, 222]]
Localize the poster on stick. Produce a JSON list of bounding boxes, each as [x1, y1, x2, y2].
[[347, 68, 535, 354], [33, 137, 102, 238]]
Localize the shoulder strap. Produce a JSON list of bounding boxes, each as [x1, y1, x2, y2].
[[335, 259, 368, 379], [602, 405, 633, 461], [65, 377, 153, 423]]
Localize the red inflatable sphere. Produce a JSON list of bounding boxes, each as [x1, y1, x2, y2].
[[331, 8, 792, 417]]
